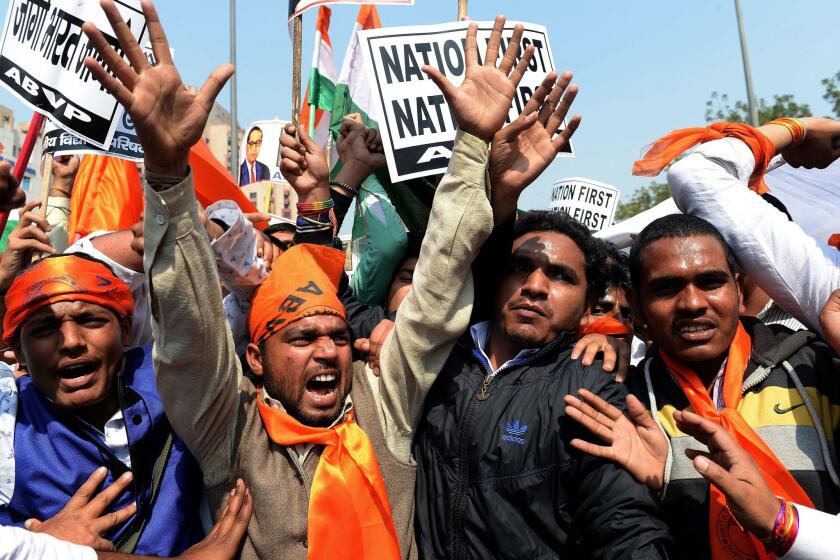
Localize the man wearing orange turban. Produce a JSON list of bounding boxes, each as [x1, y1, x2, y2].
[[0, 254, 206, 554]]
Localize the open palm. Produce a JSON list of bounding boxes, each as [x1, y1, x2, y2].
[[423, 16, 534, 142], [565, 389, 669, 492], [82, 0, 233, 176], [489, 72, 582, 222]]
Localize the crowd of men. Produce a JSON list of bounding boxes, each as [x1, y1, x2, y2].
[[1, 1, 840, 558]]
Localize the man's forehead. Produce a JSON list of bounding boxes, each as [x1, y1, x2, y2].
[[27, 300, 112, 321], [641, 235, 729, 277], [280, 313, 348, 335], [511, 231, 585, 266]]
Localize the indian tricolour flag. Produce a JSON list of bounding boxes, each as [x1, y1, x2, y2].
[[300, 7, 336, 149], [329, 5, 382, 136], [288, 0, 413, 21]]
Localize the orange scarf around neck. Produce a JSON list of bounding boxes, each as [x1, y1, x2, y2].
[[633, 122, 777, 195], [256, 394, 400, 560], [660, 323, 814, 559]]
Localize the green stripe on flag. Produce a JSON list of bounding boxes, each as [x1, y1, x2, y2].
[[308, 68, 336, 112]]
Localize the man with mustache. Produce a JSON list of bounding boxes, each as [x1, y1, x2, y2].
[[565, 213, 840, 559], [411, 35, 672, 552]]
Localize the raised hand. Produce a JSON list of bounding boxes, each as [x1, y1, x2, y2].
[[564, 389, 669, 492], [50, 155, 81, 198], [336, 119, 386, 188], [280, 123, 330, 203], [423, 16, 534, 142], [674, 410, 778, 540], [25, 467, 136, 551], [82, 0, 234, 177], [0, 161, 25, 211], [490, 71, 582, 222], [0, 201, 55, 292]]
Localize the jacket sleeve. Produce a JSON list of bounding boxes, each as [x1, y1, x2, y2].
[[569, 368, 672, 559], [339, 273, 387, 342], [349, 173, 408, 307], [375, 131, 494, 463], [143, 173, 240, 488], [668, 138, 840, 335]]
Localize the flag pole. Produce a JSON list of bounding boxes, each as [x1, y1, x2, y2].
[[0, 112, 45, 234], [457, 0, 468, 20], [38, 154, 53, 220], [292, 15, 303, 138], [229, 0, 239, 177]]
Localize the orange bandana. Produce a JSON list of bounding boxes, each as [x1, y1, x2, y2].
[[3, 255, 134, 344], [660, 322, 814, 560], [633, 122, 777, 195], [248, 244, 346, 343], [257, 394, 401, 560], [577, 316, 632, 338]]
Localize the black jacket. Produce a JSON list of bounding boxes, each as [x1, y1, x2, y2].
[[413, 333, 673, 559]]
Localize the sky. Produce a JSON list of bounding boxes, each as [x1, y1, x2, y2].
[[0, 0, 838, 214]]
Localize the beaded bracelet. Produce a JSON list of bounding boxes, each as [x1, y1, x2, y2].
[[767, 118, 807, 145], [329, 180, 359, 197], [297, 199, 335, 214]]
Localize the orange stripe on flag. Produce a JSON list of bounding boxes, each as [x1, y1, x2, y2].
[[188, 140, 266, 229], [316, 6, 332, 47], [358, 5, 381, 28], [68, 155, 144, 243]]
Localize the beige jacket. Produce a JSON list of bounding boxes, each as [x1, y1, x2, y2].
[[143, 130, 493, 557]]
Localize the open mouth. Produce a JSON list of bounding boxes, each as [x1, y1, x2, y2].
[[305, 373, 339, 406], [57, 360, 100, 389], [675, 322, 716, 342]]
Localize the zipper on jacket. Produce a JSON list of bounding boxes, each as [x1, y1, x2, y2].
[[451, 336, 569, 557]]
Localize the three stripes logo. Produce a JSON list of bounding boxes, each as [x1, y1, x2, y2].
[[501, 419, 528, 445]]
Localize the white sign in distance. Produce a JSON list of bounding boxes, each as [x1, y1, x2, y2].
[[360, 20, 571, 183], [239, 120, 291, 187], [549, 177, 620, 232], [0, 0, 147, 149]]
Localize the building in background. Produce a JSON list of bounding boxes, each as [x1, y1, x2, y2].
[[0, 105, 42, 199], [239, 180, 298, 221]]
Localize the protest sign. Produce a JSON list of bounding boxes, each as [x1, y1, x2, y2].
[[549, 177, 619, 232], [0, 0, 147, 149], [43, 111, 144, 161], [240, 120, 290, 187], [360, 20, 569, 182], [41, 44, 167, 162]]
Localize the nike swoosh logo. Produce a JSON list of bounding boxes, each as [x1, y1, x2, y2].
[[773, 402, 806, 415]]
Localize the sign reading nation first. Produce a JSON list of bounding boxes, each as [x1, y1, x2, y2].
[[549, 177, 620, 232], [360, 20, 571, 183], [0, 0, 148, 149]]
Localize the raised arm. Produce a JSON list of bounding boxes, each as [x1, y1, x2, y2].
[[668, 117, 840, 334], [83, 0, 238, 485], [375, 18, 582, 460]]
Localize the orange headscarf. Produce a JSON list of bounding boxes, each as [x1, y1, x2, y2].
[[248, 243, 346, 343], [3, 255, 134, 344], [633, 122, 777, 195], [660, 322, 814, 560], [577, 316, 632, 338]]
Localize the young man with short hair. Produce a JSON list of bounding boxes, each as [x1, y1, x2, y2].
[[566, 214, 840, 559]]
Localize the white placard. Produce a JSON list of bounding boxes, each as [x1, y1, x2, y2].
[[360, 20, 571, 182], [549, 177, 620, 232], [239, 120, 290, 187], [0, 0, 147, 148]]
